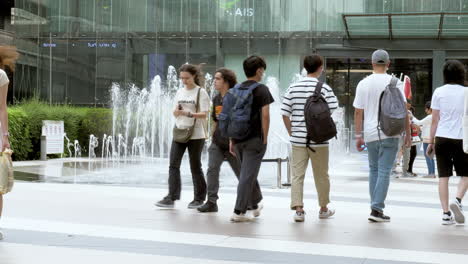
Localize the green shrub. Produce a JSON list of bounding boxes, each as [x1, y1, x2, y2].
[[7, 99, 113, 161], [7, 107, 32, 161], [18, 100, 87, 159], [79, 108, 113, 156]]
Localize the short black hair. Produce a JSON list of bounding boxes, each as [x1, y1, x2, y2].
[[303, 55, 323, 74], [443, 60, 466, 85], [243, 55, 266, 78], [425, 101, 431, 110]]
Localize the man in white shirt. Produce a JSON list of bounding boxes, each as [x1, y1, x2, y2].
[[353, 50, 411, 222]]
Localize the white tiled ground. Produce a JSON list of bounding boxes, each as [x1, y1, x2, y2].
[[1, 154, 467, 264]]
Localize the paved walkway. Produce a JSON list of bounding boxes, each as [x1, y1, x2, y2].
[[1, 153, 466, 264]]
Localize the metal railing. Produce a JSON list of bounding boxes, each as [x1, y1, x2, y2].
[[262, 158, 291, 189]]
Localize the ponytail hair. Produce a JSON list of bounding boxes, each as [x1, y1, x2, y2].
[[0, 46, 19, 72]]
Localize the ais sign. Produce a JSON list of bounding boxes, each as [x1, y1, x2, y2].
[[225, 8, 254, 17], [219, 0, 254, 17]]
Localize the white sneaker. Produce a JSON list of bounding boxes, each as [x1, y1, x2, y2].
[[450, 200, 465, 224], [442, 213, 455, 225], [250, 204, 263, 218], [319, 208, 335, 219], [230, 213, 251, 222], [294, 211, 306, 222]]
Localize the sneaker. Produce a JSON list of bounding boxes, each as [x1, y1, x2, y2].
[[442, 213, 455, 225], [294, 211, 306, 222], [230, 213, 251, 222], [187, 200, 204, 209], [319, 208, 335, 219], [197, 201, 218, 213], [155, 197, 175, 208], [368, 210, 391, 222], [401, 172, 416, 178], [249, 204, 263, 217], [450, 200, 465, 224]]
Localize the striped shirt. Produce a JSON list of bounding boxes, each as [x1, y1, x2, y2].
[[281, 77, 339, 147]]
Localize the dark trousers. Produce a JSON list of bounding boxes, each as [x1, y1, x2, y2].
[[234, 137, 266, 214], [207, 143, 241, 203], [408, 145, 417, 173], [167, 139, 206, 201]]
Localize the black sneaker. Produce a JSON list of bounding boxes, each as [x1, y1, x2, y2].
[[188, 200, 204, 209], [197, 201, 218, 213], [368, 210, 391, 222], [155, 197, 175, 208]]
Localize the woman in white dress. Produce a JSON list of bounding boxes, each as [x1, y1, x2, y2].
[[0, 46, 18, 240]]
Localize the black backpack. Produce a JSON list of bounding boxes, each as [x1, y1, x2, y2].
[[304, 82, 337, 151]]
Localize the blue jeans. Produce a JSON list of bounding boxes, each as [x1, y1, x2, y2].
[[367, 138, 399, 212], [423, 143, 436, 175]]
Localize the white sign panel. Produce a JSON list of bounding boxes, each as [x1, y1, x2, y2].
[[42, 120, 64, 154]]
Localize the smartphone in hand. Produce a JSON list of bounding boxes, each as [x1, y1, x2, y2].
[[427, 146, 435, 159]]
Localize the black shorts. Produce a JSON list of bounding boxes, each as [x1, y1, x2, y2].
[[435, 137, 468, 177]]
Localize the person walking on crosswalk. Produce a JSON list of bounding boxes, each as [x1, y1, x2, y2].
[[281, 54, 338, 222], [353, 50, 411, 222], [426, 60, 468, 225]]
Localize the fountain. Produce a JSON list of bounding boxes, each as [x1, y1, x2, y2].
[[73, 140, 82, 158], [88, 134, 99, 159], [64, 133, 74, 158], [53, 65, 347, 187]]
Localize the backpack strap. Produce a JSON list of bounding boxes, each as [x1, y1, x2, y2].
[[306, 82, 323, 153], [191, 87, 201, 128], [377, 90, 385, 142], [314, 81, 324, 96]]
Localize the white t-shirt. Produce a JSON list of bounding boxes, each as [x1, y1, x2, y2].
[[353, 73, 405, 143], [412, 114, 432, 142], [281, 77, 339, 147], [0, 69, 9, 87], [173, 87, 210, 140], [463, 87, 468, 153], [431, 84, 465, 140], [0, 69, 8, 148]]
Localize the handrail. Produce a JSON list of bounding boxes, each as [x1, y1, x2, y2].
[[262, 158, 291, 189]]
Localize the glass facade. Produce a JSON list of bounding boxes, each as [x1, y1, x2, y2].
[[5, 0, 468, 123]]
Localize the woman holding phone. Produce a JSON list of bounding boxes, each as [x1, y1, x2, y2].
[[155, 64, 210, 209], [426, 60, 468, 225]]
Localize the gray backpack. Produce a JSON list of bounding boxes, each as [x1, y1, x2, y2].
[[378, 76, 406, 137]]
